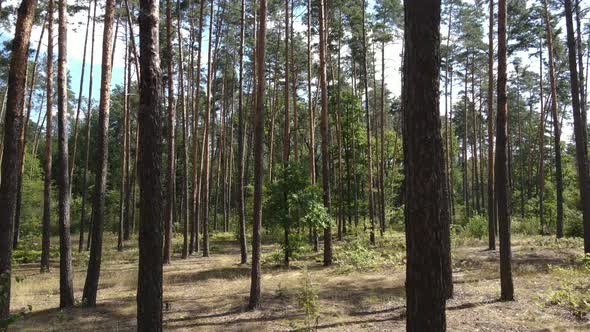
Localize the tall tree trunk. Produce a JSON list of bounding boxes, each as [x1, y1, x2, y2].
[[249, 0, 266, 310], [319, 0, 332, 265], [137, 0, 163, 328], [307, 0, 315, 186], [14, 21, 45, 249], [201, 0, 216, 257], [403, 0, 448, 329], [361, 0, 375, 245], [79, 0, 98, 252], [463, 56, 470, 219], [496, 0, 514, 301], [236, 0, 248, 264], [538, 41, 546, 234], [191, 0, 206, 255], [163, 0, 176, 265], [177, 0, 189, 259], [41, 5, 53, 270], [82, 0, 116, 306], [0, 0, 37, 318], [118, 29, 129, 252], [57, 0, 75, 308], [69, 0, 93, 182], [542, 0, 564, 238], [564, 0, 590, 254], [575, 3, 587, 148], [379, 39, 386, 235], [487, 0, 495, 250]]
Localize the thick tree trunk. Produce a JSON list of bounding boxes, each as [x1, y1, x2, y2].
[[403, 0, 448, 329], [82, 0, 116, 306], [249, 0, 266, 310], [564, 0, 590, 254], [496, 0, 514, 301], [137, 0, 163, 328], [0, 0, 37, 318]]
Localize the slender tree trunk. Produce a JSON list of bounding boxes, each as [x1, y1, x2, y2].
[[82, 0, 116, 306], [163, 0, 176, 265], [487, 0, 495, 250], [236, 0, 248, 264], [201, 0, 216, 257], [307, 0, 315, 187], [538, 42, 546, 234], [575, 3, 587, 148], [14, 21, 46, 249], [249, 0, 266, 310], [0, 0, 37, 318], [361, 0, 375, 245], [191, 0, 206, 255], [118, 29, 129, 252], [41, 6, 53, 270], [542, 0, 564, 238], [496, 0, 514, 300], [403, 0, 448, 329], [177, 0, 189, 259], [564, 0, 590, 254], [463, 56, 470, 219], [319, 0, 332, 265], [137, 0, 163, 328], [79, 0, 97, 252], [56, 0, 75, 308], [69, 1, 93, 182]]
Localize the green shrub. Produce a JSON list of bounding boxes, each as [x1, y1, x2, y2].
[[512, 216, 539, 236], [335, 237, 380, 273], [564, 208, 583, 238], [464, 215, 487, 239], [298, 267, 319, 331]]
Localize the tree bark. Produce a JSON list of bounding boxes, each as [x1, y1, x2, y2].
[[403, 0, 448, 329], [542, 0, 564, 238], [79, 0, 98, 252], [487, 0, 495, 250], [57, 0, 75, 308], [236, 0, 248, 264], [0, 0, 37, 318], [163, 0, 176, 265], [564, 0, 590, 253], [41, 5, 53, 271], [496, 0, 514, 301], [82, 0, 116, 306], [137, 0, 163, 328], [319, 0, 332, 265], [249, 0, 266, 310]]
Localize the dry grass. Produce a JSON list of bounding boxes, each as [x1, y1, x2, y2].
[[7, 232, 590, 331]]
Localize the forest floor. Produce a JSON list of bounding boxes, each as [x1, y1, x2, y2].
[[8, 230, 590, 331]]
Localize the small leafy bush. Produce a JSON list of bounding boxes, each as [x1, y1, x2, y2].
[[464, 215, 487, 239], [298, 267, 319, 331]]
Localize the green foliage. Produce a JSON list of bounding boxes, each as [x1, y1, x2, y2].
[[335, 238, 380, 273], [548, 261, 590, 319], [298, 267, 320, 331], [463, 215, 487, 239]]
